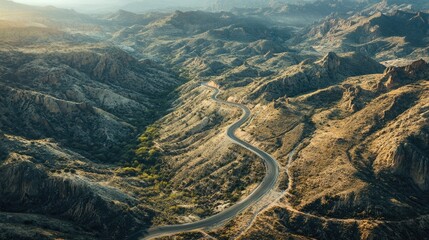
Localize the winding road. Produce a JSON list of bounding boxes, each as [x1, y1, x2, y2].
[[130, 83, 280, 240]]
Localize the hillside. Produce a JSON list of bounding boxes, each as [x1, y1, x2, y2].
[[111, 9, 292, 88], [248, 52, 385, 101], [0, 19, 182, 239], [0, 0, 429, 240], [217, 59, 429, 240]]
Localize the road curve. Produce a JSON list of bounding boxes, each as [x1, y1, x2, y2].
[[130, 83, 280, 240]]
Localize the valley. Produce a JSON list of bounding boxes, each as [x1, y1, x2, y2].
[[0, 0, 428, 240], [131, 83, 280, 239]]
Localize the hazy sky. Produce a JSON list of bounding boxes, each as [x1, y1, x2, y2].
[[12, 0, 309, 13], [15, 0, 125, 5], [13, 0, 208, 8], [14, 0, 130, 8], [13, 0, 210, 12]]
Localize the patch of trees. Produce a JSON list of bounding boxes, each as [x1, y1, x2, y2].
[[135, 125, 160, 166], [117, 125, 167, 184]]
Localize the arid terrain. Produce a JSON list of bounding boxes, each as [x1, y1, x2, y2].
[[0, 0, 428, 239]]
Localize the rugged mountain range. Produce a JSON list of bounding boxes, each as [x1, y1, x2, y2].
[[0, 41, 180, 160], [0, 19, 181, 239], [103, 10, 168, 27], [228, 0, 381, 26], [297, 8, 429, 60], [229, 58, 429, 240], [0, 0, 103, 32], [248, 52, 385, 100], [110, 9, 292, 88], [210, 0, 305, 11], [0, 0, 428, 239]]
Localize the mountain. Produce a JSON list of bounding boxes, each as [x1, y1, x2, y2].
[[222, 0, 381, 26], [1, 1, 429, 239], [0, 0, 106, 35], [0, 12, 181, 238], [103, 9, 168, 26], [0, 42, 180, 162], [0, 0, 93, 24], [211, 0, 311, 11], [298, 9, 429, 60], [110, 10, 292, 84], [119, 0, 211, 12], [249, 52, 385, 100], [230, 59, 429, 240]]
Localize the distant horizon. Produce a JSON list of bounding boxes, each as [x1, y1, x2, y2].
[[12, 0, 212, 13], [11, 0, 313, 13]]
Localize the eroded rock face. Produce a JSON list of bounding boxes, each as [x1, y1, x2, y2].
[[0, 85, 134, 159], [0, 153, 152, 239], [0, 46, 180, 161], [319, 52, 342, 72], [340, 85, 363, 112], [373, 123, 429, 191], [392, 136, 429, 191], [383, 59, 429, 89]]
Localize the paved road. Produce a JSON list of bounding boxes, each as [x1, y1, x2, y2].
[[130, 83, 280, 240]]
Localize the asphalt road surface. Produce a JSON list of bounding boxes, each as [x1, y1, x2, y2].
[[130, 83, 280, 240]]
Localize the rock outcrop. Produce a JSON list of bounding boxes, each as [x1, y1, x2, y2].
[[0, 152, 152, 239], [383, 59, 429, 88], [371, 92, 429, 191]]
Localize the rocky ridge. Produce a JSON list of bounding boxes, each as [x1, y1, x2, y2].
[[298, 9, 429, 61], [248, 52, 385, 101], [1, 1, 429, 239]]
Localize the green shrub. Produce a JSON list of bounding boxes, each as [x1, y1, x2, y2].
[[115, 167, 141, 177], [133, 125, 161, 165], [138, 172, 160, 182], [194, 207, 206, 216]]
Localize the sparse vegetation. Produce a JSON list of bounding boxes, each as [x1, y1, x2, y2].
[[118, 125, 166, 182], [115, 167, 140, 177], [1, 1, 429, 240]]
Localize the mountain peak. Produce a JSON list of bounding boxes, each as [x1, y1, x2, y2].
[[384, 59, 429, 75], [318, 52, 341, 72], [317, 52, 385, 76]]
